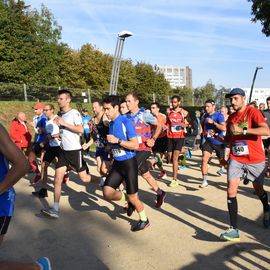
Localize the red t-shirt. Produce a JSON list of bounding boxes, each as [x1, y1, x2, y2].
[[227, 106, 266, 163], [167, 108, 188, 139]]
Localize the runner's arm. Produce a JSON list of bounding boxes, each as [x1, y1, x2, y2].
[[231, 122, 269, 136], [0, 124, 30, 194]]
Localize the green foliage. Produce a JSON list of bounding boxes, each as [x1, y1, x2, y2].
[[174, 86, 193, 106], [248, 0, 270, 37]]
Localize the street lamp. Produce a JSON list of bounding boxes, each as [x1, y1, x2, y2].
[[249, 66, 263, 103], [109, 30, 133, 95]]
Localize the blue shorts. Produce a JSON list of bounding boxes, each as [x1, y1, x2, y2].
[[96, 148, 110, 161]]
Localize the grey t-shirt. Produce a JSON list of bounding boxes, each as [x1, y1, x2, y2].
[[59, 109, 82, 150], [263, 110, 270, 127]]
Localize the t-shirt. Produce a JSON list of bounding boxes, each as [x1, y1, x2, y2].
[[202, 112, 224, 145], [152, 113, 167, 138], [59, 109, 82, 151], [0, 152, 15, 216], [46, 116, 61, 147], [263, 109, 270, 127], [227, 106, 266, 163], [167, 108, 188, 139], [82, 115, 92, 134], [109, 114, 137, 161], [35, 114, 47, 143]]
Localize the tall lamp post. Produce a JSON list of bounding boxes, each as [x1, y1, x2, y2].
[[249, 66, 263, 103], [109, 30, 133, 95]]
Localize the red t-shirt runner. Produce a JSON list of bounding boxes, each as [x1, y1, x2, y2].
[[226, 106, 266, 164], [167, 108, 188, 139]]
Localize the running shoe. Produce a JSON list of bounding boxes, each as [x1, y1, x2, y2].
[[131, 219, 150, 232], [178, 165, 187, 170], [63, 172, 69, 184], [159, 171, 167, 179], [36, 257, 52, 270], [263, 211, 270, 228], [220, 227, 240, 242], [126, 202, 135, 217], [41, 208, 59, 219], [169, 179, 178, 187], [32, 174, 41, 185], [32, 188, 48, 198], [155, 190, 167, 208], [199, 180, 208, 188], [216, 169, 225, 176]]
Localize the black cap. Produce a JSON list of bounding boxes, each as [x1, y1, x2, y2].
[[205, 99, 215, 105], [82, 108, 88, 112], [225, 88, 245, 98]]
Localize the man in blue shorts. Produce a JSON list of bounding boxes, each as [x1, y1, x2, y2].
[[103, 95, 149, 231]]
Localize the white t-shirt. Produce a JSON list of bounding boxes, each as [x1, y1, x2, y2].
[[46, 116, 61, 147], [59, 109, 82, 150]]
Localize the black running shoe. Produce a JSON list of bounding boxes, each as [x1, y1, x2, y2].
[[32, 188, 48, 198], [127, 202, 135, 217], [155, 190, 166, 208], [131, 219, 150, 232]]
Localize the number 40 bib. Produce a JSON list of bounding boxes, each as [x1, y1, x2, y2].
[[232, 141, 249, 156]]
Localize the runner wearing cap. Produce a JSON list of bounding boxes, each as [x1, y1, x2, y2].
[[200, 99, 226, 188], [218, 88, 270, 242]]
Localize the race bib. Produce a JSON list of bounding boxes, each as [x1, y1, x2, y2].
[[207, 130, 213, 138], [83, 123, 89, 129], [95, 140, 104, 148], [171, 125, 182, 132], [112, 148, 126, 157], [137, 136, 142, 144], [232, 141, 249, 156]]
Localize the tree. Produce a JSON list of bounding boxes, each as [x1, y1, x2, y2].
[[174, 86, 193, 106], [248, 0, 270, 36]]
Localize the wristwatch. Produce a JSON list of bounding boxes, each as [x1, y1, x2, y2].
[[243, 127, 247, 135], [118, 138, 122, 145]]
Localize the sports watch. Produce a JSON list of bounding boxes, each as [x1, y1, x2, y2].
[[243, 127, 247, 135]]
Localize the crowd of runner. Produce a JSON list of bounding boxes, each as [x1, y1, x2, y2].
[[1, 89, 270, 269]]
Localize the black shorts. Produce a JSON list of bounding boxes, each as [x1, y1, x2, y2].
[[202, 140, 225, 160], [136, 151, 151, 175], [152, 136, 167, 153], [31, 142, 44, 156], [104, 157, 138, 195], [56, 148, 87, 173], [167, 138, 185, 152], [263, 137, 270, 149], [0, 216, 12, 235], [43, 146, 60, 164]]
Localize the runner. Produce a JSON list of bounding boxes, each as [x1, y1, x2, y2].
[[28, 103, 47, 184], [166, 95, 189, 187], [0, 123, 51, 270], [41, 90, 91, 219], [119, 100, 129, 115], [217, 88, 270, 241], [32, 104, 61, 198], [81, 108, 92, 155], [200, 99, 226, 188], [91, 100, 110, 187], [125, 93, 166, 208], [262, 96, 270, 177], [103, 95, 149, 231], [150, 102, 168, 179]]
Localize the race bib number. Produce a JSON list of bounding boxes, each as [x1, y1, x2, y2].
[[207, 130, 213, 138], [232, 141, 249, 156], [83, 123, 89, 129], [112, 148, 126, 157], [137, 136, 142, 144], [171, 125, 182, 132]]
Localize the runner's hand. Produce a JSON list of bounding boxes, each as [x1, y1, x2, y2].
[[107, 134, 118, 144], [146, 138, 155, 147]]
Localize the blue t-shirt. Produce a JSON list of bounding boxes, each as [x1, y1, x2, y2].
[[109, 114, 137, 161], [82, 115, 92, 134], [35, 114, 47, 143], [203, 112, 224, 145], [0, 153, 16, 216]]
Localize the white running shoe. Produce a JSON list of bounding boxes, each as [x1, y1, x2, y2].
[[199, 180, 208, 188]]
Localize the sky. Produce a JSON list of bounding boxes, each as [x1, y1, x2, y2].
[[27, 0, 270, 89]]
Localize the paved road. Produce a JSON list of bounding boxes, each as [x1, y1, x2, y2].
[[1, 151, 270, 270]]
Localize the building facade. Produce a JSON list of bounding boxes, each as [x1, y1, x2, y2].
[[241, 88, 269, 105], [155, 65, 192, 89]]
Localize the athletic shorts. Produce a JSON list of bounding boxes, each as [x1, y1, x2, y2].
[[31, 142, 44, 156], [167, 138, 185, 152], [202, 140, 225, 160], [43, 146, 60, 164], [104, 157, 138, 195], [96, 147, 110, 161], [228, 159, 265, 185], [152, 136, 167, 153], [56, 148, 87, 173], [263, 137, 270, 149], [135, 151, 151, 175], [0, 216, 11, 235]]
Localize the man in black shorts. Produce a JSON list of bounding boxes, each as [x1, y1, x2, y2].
[[103, 95, 149, 231], [200, 99, 226, 188]]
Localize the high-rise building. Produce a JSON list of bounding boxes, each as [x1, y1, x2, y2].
[[154, 65, 192, 89]]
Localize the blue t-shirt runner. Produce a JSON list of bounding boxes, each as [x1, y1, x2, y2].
[[109, 114, 137, 161]]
